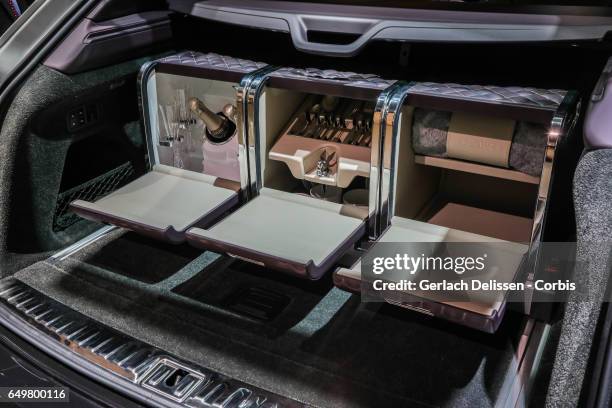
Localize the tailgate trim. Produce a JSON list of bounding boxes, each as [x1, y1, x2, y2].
[[0, 278, 301, 408]]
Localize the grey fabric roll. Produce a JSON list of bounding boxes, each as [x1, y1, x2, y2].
[[509, 121, 548, 177], [411, 109, 451, 158], [411, 109, 547, 176]]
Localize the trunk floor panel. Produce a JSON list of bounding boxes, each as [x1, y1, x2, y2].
[[172, 259, 336, 336], [67, 231, 202, 284], [12, 229, 523, 408]]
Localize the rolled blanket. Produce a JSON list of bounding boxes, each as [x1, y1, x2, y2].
[[411, 109, 547, 177], [412, 109, 451, 158]]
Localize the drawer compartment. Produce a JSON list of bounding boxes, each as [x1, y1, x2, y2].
[[335, 81, 579, 332], [186, 66, 397, 278], [187, 188, 365, 279], [70, 52, 268, 243]]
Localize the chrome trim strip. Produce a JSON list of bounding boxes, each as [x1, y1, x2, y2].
[[0, 279, 299, 407], [530, 90, 580, 245], [137, 59, 161, 169], [50, 225, 117, 262], [368, 81, 405, 240], [374, 81, 414, 236], [236, 65, 278, 199], [522, 90, 580, 314], [246, 68, 277, 197]]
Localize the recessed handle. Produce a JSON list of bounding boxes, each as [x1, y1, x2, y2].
[[288, 15, 379, 57]]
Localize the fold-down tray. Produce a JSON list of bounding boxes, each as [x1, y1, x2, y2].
[[186, 188, 366, 279], [334, 217, 527, 333], [71, 165, 239, 243]]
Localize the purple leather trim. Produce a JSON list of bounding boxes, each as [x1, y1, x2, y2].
[[186, 222, 366, 280], [332, 270, 362, 293], [70, 192, 239, 244], [156, 51, 267, 73], [270, 67, 395, 89], [171, 0, 612, 57], [333, 270, 503, 333], [70, 201, 186, 244], [409, 82, 567, 110], [393, 293, 504, 334], [44, 11, 172, 74], [585, 58, 612, 149], [267, 66, 396, 101], [151, 51, 268, 83], [406, 82, 568, 125], [86, 0, 169, 22], [177, 0, 612, 25]]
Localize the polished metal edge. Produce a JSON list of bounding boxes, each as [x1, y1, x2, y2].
[[236, 65, 279, 199], [375, 81, 414, 236], [529, 90, 580, 245], [137, 58, 162, 170], [0, 278, 299, 408], [521, 90, 581, 314], [50, 225, 117, 262], [368, 81, 406, 240]]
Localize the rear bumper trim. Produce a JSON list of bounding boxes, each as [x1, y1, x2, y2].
[[0, 278, 301, 408]]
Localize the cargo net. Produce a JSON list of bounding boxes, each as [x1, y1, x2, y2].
[[53, 162, 136, 232]]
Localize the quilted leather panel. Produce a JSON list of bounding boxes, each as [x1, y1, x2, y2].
[[156, 52, 567, 109], [410, 82, 567, 110], [158, 51, 267, 73], [272, 66, 396, 90]]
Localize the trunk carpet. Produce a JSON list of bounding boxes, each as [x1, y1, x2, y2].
[[11, 229, 524, 408]]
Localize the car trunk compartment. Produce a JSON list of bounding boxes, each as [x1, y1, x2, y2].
[[8, 227, 538, 408]]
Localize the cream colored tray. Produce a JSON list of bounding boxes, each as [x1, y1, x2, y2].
[[334, 216, 528, 332], [71, 164, 239, 243], [186, 188, 366, 279]]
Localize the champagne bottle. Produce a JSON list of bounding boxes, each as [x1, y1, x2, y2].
[[188, 97, 235, 143]]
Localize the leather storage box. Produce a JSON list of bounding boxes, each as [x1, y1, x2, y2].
[[71, 52, 269, 243], [69, 52, 579, 327], [334, 81, 579, 332], [186, 67, 397, 279]]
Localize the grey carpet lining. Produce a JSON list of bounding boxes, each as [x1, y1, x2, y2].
[[546, 149, 612, 408], [155, 251, 222, 291], [289, 289, 352, 339], [0, 57, 160, 277], [12, 228, 524, 408], [13, 261, 417, 407]]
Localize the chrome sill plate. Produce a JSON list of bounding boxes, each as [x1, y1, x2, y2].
[[0, 278, 299, 408]]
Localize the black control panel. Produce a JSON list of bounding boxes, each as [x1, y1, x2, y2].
[[67, 103, 101, 132]]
